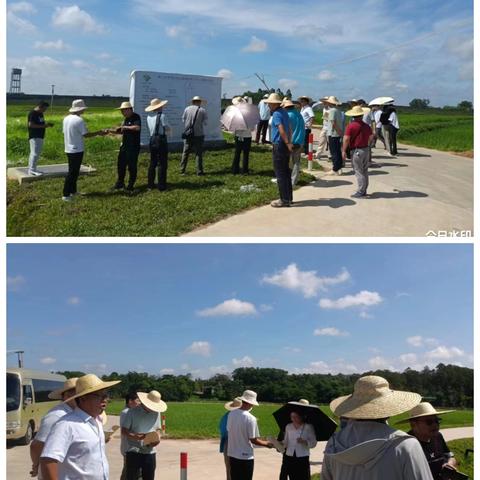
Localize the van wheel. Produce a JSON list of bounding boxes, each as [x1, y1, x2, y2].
[[18, 421, 34, 445]]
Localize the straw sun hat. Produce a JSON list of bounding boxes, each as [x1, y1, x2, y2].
[[239, 389, 259, 406], [224, 397, 243, 411], [232, 96, 246, 105], [398, 402, 455, 423], [116, 101, 133, 110], [330, 376, 421, 419], [281, 99, 295, 108], [48, 377, 79, 400], [345, 105, 370, 117], [191, 95, 206, 104], [145, 98, 169, 112], [137, 390, 168, 413], [69, 99, 88, 113], [324, 96, 341, 106], [263, 93, 283, 104], [64, 374, 121, 402]]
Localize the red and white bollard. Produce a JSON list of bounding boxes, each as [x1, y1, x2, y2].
[[307, 132, 314, 171], [180, 452, 188, 480], [161, 414, 166, 434]]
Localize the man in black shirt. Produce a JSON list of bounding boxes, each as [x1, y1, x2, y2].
[[111, 101, 141, 193], [27, 101, 53, 176]]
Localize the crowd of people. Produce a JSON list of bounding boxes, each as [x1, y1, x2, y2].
[[25, 93, 400, 204], [28, 373, 463, 480]]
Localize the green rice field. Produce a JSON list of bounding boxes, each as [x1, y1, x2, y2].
[[105, 400, 473, 439]]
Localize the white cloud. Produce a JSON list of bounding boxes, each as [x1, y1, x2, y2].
[[52, 5, 105, 34], [396, 292, 411, 298], [83, 363, 108, 374], [284, 346, 301, 353], [425, 346, 465, 361], [209, 365, 229, 374], [8, 2, 36, 14], [278, 78, 298, 90], [359, 311, 373, 319], [160, 368, 175, 374], [317, 70, 336, 81], [7, 275, 26, 292], [368, 356, 393, 370], [7, 10, 36, 33], [67, 296, 81, 305], [165, 25, 186, 37], [319, 290, 383, 309], [34, 40, 67, 50], [232, 356, 254, 367], [406, 336, 439, 348], [241, 36, 267, 53], [294, 359, 358, 375], [40, 357, 56, 365], [314, 327, 349, 337], [308, 360, 330, 373], [72, 60, 93, 69], [197, 298, 258, 317], [399, 353, 418, 364], [217, 68, 233, 79], [185, 341, 211, 357], [262, 264, 350, 298]]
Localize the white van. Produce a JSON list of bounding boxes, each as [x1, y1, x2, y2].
[[6, 368, 66, 444]]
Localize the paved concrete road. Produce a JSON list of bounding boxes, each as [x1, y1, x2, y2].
[[186, 137, 473, 237], [7, 417, 473, 480]]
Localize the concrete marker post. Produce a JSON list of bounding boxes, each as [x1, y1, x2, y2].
[[308, 132, 314, 170], [161, 414, 166, 434], [180, 452, 188, 480]]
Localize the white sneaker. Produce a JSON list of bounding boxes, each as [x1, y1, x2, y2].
[[29, 170, 43, 177], [335, 169, 343, 176], [62, 195, 73, 202]]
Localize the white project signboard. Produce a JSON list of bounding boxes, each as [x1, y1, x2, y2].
[[129, 70, 223, 146]]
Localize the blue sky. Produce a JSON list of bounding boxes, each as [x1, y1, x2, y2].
[[6, 0, 473, 106], [7, 244, 473, 378]]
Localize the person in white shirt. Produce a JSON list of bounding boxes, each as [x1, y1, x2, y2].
[[62, 99, 105, 202], [388, 107, 400, 155], [255, 94, 271, 144], [227, 390, 273, 480], [371, 105, 387, 149], [30, 378, 78, 479], [313, 96, 330, 161], [40, 374, 120, 480], [299, 96, 314, 155], [280, 410, 317, 480]]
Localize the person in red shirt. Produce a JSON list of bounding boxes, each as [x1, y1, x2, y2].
[[342, 106, 373, 198]]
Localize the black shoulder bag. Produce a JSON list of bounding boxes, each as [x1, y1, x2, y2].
[[150, 113, 167, 150], [182, 106, 200, 140]]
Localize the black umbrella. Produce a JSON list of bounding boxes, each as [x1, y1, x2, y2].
[[273, 402, 337, 441]]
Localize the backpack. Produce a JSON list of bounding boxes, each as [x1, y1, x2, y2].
[[380, 109, 391, 125]]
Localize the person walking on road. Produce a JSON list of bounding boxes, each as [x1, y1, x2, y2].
[[27, 101, 54, 176], [227, 390, 274, 480], [180, 95, 208, 175]]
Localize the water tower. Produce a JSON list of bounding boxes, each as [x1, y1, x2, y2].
[[10, 68, 22, 93]]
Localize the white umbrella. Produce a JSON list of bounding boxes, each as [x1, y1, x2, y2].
[[221, 104, 260, 132], [368, 96, 394, 106]]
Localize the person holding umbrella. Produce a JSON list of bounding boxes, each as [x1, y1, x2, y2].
[[230, 97, 254, 174]]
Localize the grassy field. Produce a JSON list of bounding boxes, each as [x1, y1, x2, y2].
[[7, 105, 315, 236], [105, 400, 473, 439], [314, 110, 473, 153]]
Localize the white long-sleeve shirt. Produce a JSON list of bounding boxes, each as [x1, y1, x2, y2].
[[283, 422, 317, 457]]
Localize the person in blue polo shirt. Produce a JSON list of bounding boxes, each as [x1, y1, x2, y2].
[[264, 93, 293, 207], [283, 100, 305, 187]]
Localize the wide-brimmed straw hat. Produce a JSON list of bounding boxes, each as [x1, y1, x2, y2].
[[398, 402, 455, 423], [224, 397, 243, 411], [137, 390, 168, 413], [145, 98, 168, 112], [48, 377, 79, 400], [330, 375, 421, 419], [232, 96, 246, 105], [263, 93, 269, 99], [64, 374, 121, 402], [116, 101, 133, 110], [298, 96, 311, 103], [345, 105, 370, 117], [282, 99, 295, 108], [239, 389, 259, 406], [69, 99, 88, 113], [324, 96, 341, 106], [264, 93, 283, 105], [191, 95, 206, 104]]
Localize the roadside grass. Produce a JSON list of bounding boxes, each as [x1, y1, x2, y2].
[[448, 438, 474, 479], [7, 106, 315, 236], [106, 400, 473, 439]]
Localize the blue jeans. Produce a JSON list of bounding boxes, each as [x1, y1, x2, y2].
[[328, 136, 342, 171]]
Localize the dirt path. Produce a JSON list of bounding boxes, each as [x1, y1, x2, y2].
[[186, 133, 473, 237], [7, 416, 473, 480]]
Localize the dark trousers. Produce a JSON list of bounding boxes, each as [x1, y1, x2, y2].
[[116, 146, 140, 189], [63, 152, 84, 197], [126, 452, 155, 480], [180, 135, 204, 173], [280, 454, 310, 480], [232, 136, 252, 173], [148, 144, 168, 190], [303, 128, 311, 154], [229, 457, 254, 480], [328, 136, 342, 171], [255, 120, 269, 143], [388, 125, 398, 155], [273, 142, 292, 202]]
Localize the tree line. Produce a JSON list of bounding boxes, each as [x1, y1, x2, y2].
[[56, 363, 472, 408]]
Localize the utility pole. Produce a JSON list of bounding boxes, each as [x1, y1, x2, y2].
[[7, 350, 25, 368], [254, 73, 271, 92], [50, 84, 55, 110]]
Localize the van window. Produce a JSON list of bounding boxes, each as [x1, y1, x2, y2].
[[7, 373, 21, 412], [23, 384, 33, 403], [32, 379, 65, 402]]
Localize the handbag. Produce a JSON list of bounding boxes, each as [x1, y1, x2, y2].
[[150, 113, 167, 150], [181, 106, 200, 140]]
